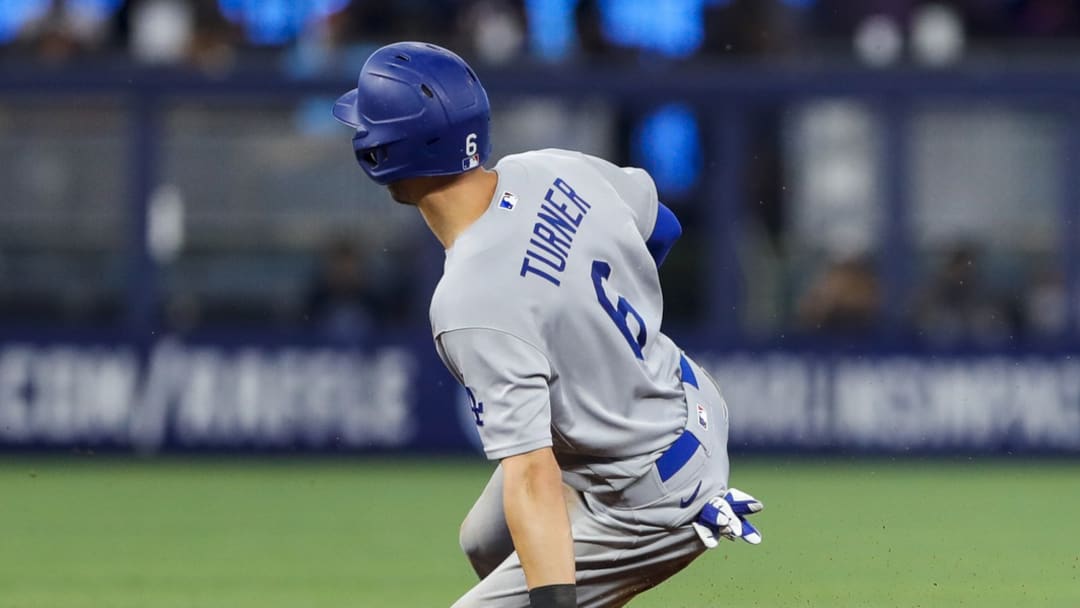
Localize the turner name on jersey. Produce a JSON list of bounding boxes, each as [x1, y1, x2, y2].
[[519, 178, 594, 287]]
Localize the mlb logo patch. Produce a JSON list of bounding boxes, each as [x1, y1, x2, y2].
[[499, 192, 518, 210], [462, 154, 480, 171], [696, 404, 709, 430]]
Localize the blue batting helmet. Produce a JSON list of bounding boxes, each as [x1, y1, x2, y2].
[[332, 42, 491, 185]]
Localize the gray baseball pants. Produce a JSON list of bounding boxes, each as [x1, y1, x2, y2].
[[451, 355, 732, 608]]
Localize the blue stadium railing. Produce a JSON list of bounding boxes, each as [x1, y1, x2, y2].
[[2, 64, 1079, 340]]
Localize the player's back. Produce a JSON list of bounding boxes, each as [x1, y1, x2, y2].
[[431, 149, 687, 491]]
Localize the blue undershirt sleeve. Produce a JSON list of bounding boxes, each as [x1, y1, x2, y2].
[[645, 202, 682, 267]]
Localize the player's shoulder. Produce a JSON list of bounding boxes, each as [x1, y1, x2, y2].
[[494, 148, 597, 174], [429, 270, 480, 331], [497, 149, 655, 197], [429, 264, 544, 344]]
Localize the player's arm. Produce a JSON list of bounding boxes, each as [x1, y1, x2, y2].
[[501, 447, 576, 605], [436, 328, 575, 606], [580, 153, 680, 266]]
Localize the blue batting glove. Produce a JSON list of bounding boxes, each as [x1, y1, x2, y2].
[[691, 487, 764, 548]]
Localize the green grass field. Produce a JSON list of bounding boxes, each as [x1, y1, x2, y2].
[[2, 456, 1078, 607]]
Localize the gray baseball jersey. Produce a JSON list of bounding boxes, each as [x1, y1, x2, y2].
[[431, 148, 690, 494], [436, 149, 736, 607]]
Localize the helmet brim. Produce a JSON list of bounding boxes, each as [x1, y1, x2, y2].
[[332, 89, 364, 129]]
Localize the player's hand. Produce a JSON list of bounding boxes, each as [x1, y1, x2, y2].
[[691, 488, 764, 549]]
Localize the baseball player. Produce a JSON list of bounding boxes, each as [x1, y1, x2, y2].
[[333, 42, 763, 608]]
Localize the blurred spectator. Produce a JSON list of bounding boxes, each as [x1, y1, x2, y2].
[[16, 0, 122, 63], [128, 0, 194, 64], [804, 0, 920, 43], [117, 0, 238, 71], [574, 0, 627, 61], [1022, 264, 1068, 337], [163, 290, 202, 333], [125, 0, 237, 71], [703, 0, 791, 58], [797, 256, 881, 334], [914, 243, 1018, 344], [281, 0, 466, 78], [304, 239, 378, 341], [338, 0, 457, 48], [457, 0, 526, 65], [184, 0, 239, 73], [6, 0, 1080, 68]]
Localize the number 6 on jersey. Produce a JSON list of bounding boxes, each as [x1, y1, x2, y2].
[[592, 260, 648, 360]]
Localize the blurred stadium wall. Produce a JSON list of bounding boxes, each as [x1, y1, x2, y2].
[[1, 0, 1079, 454]]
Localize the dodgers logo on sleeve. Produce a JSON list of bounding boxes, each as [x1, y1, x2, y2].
[[465, 386, 484, 427]]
